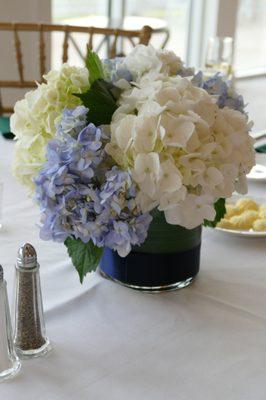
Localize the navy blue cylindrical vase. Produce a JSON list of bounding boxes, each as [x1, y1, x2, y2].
[[99, 212, 202, 292]]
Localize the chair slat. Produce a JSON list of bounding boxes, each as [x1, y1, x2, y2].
[[87, 28, 93, 50], [0, 22, 149, 37], [109, 30, 119, 59], [13, 24, 24, 83], [39, 25, 46, 79], [139, 25, 153, 45], [62, 29, 69, 63]]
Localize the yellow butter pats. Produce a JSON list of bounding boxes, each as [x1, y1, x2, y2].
[[235, 198, 259, 213], [217, 219, 234, 229], [230, 210, 259, 230], [225, 204, 240, 218], [259, 204, 266, 219], [253, 219, 266, 231], [216, 197, 266, 232]]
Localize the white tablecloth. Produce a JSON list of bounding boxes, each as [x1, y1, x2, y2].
[[1, 136, 266, 400]]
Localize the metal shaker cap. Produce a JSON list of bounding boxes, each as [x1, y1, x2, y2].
[[0, 265, 3, 281], [17, 243, 38, 269]]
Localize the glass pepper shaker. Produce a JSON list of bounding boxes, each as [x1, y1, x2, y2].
[[0, 265, 21, 381], [13, 243, 51, 358]]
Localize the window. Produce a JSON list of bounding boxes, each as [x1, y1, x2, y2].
[[234, 0, 266, 75], [125, 0, 190, 59], [52, 0, 191, 68]]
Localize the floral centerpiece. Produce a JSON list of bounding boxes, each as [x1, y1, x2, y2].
[[11, 45, 255, 290]]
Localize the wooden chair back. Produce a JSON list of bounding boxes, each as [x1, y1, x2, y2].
[[0, 22, 153, 114]]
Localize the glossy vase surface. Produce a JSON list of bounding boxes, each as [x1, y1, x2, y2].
[[100, 211, 202, 292]]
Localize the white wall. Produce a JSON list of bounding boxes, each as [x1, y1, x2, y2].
[[0, 0, 51, 109]]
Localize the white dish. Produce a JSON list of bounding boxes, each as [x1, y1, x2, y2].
[[247, 164, 266, 182], [213, 195, 266, 238], [215, 226, 266, 238]]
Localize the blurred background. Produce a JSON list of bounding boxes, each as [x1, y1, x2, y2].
[[0, 0, 266, 131]]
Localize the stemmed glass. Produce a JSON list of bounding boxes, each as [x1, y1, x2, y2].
[[205, 36, 234, 79]]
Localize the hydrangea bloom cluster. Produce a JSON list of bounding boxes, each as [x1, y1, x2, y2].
[[102, 46, 194, 90], [102, 58, 133, 85], [35, 107, 152, 257], [192, 71, 246, 113], [11, 64, 90, 191], [106, 46, 255, 229], [11, 44, 255, 254], [118, 45, 193, 80]]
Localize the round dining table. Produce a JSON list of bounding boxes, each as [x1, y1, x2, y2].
[[1, 135, 266, 400]]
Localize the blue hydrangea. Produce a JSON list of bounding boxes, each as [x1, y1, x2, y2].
[[35, 108, 152, 257], [192, 71, 246, 114], [56, 106, 88, 137], [102, 58, 133, 84]]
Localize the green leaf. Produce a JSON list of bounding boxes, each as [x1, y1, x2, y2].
[[204, 198, 226, 228], [75, 79, 119, 126], [85, 48, 104, 85], [64, 237, 103, 283]]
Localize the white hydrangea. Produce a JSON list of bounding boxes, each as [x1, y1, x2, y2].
[[120, 44, 188, 81], [120, 45, 162, 80], [107, 69, 255, 229], [11, 64, 89, 191]]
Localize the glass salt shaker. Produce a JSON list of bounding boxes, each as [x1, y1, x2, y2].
[[13, 244, 51, 358], [0, 265, 21, 381]]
